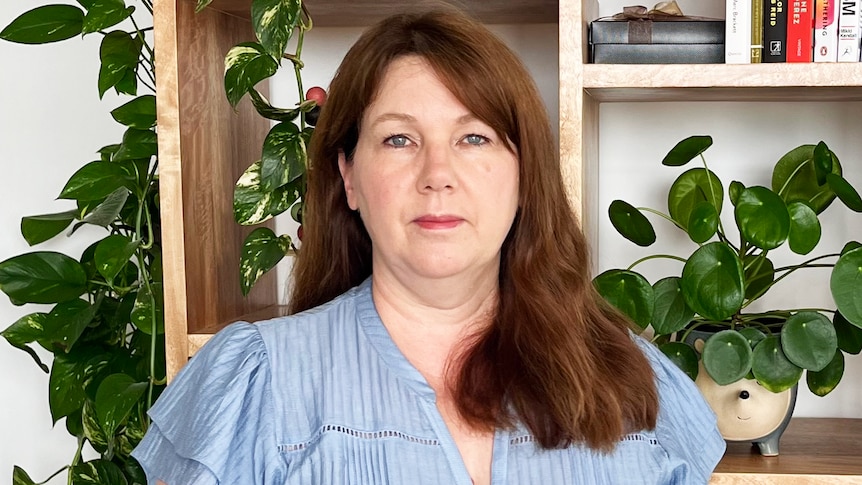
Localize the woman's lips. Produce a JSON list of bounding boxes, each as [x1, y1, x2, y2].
[[413, 215, 463, 230]]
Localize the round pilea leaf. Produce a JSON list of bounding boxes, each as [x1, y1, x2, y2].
[[660, 342, 699, 381], [806, 350, 844, 397], [702, 330, 752, 385], [687, 200, 718, 244], [651, 277, 695, 335], [668, 168, 723, 232], [742, 253, 775, 300], [738, 326, 767, 349], [831, 247, 862, 327], [661, 135, 713, 167], [593, 270, 654, 330], [781, 312, 837, 371], [734, 186, 790, 250], [608, 200, 656, 247], [834, 311, 862, 354], [787, 201, 821, 255], [751, 336, 803, 393], [680, 242, 744, 322]]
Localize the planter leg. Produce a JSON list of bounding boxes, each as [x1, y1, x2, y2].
[[756, 438, 780, 457]]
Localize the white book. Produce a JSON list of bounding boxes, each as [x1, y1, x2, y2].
[[814, 0, 839, 61], [837, 0, 861, 61], [727, 0, 753, 63]]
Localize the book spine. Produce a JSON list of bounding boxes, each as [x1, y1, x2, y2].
[[728, 0, 754, 63], [787, 0, 814, 61], [814, 0, 839, 60], [752, 0, 765, 61], [764, 0, 789, 61], [837, 0, 861, 61]]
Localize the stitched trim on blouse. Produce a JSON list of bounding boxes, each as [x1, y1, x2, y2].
[[508, 433, 659, 447], [279, 425, 440, 452]]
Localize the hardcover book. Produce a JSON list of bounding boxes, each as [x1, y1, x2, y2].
[[727, 0, 754, 63], [763, 0, 788, 61], [814, 0, 839, 61], [752, 0, 764, 62], [589, 19, 726, 64], [787, 0, 814, 61], [837, 0, 861, 61]]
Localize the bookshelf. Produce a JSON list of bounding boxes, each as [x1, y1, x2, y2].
[[154, 0, 862, 480]]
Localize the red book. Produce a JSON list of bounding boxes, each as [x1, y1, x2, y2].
[[787, 0, 814, 61]]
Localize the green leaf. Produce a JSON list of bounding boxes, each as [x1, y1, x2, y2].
[[21, 210, 78, 246], [42, 299, 98, 353], [806, 350, 844, 397], [608, 200, 656, 247], [729, 180, 745, 206], [239, 227, 290, 295], [667, 168, 723, 231], [252, 0, 301, 59], [49, 351, 89, 422], [261, 121, 306, 192], [812, 141, 834, 185], [234, 160, 302, 225], [702, 329, 752, 385], [94, 373, 147, 437], [0, 5, 84, 44], [659, 342, 699, 380], [114, 128, 157, 161], [113, 62, 138, 96], [0, 252, 87, 304], [738, 326, 767, 348], [248, 88, 302, 121], [781, 312, 837, 371], [650, 277, 694, 335], [1, 313, 50, 372], [831, 247, 862, 327], [772, 144, 841, 214], [80, 0, 133, 35], [661, 135, 712, 166], [751, 335, 803, 393], [59, 160, 132, 201], [131, 283, 163, 335], [680, 242, 744, 322], [71, 459, 128, 485], [82, 399, 108, 450], [742, 253, 774, 300], [842, 241, 862, 255], [95, 235, 139, 283], [72, 187, 130, 232], [224, 42, 279, 107], [835, 311, 862, 354], [786, 201, 821, 255], [734, 186, 790, 250], [593, 269, 654, 329], [195, 0, 215, 12], [686, 200, 718, 243], [12, 466, 37, 485], [826, 173, 862, 212], [98, 31, 139, 99], [111, 95, 157, 129]]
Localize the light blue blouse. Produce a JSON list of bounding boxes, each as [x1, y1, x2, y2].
[[132, 279, 725, 484]]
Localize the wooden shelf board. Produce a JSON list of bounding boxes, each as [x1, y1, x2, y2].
[[201, 0, 558, 25], [187, 304, 290, 355], [583, 64, 862, 102], [711, 418, 862, 481]]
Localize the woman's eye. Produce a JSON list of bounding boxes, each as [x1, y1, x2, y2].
[[463, 134, 489, 146], [384, 135, 410, 147]]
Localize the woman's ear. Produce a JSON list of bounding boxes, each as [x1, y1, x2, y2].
[[337, 150, 359, 211]]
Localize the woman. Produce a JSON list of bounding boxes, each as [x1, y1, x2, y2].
[[133, 6, 725, 484]]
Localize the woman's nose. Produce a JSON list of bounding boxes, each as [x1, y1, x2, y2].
[[416, 141, 458, 192]]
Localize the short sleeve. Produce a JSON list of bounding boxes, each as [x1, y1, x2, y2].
[[634, 335, 726, 483], [131, 321, 285, 484]]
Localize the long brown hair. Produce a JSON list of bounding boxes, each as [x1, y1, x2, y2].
[[289, 6, 658, 450]]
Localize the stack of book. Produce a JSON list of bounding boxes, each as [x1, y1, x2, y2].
[[727, 0, 862, 62]]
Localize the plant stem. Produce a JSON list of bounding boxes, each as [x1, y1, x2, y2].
[[67, 435, 84, 485], [699, 152, 727, 237], [38, 466, 69, 485], [293, 24, 307, 131], [741, 254, 840, 309], [637, 207, 684, 230], [627, 253, 687, 271]]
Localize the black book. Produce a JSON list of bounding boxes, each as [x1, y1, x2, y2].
[[763, 0, 788, 62]]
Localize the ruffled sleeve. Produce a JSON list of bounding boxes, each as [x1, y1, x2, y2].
[[634, 336, 727, 483], [131, 321, 285, 484]]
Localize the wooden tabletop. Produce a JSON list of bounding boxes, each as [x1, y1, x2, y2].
[[710, 418, 862, 484]]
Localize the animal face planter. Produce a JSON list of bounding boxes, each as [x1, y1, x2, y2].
[[695, 364, 797, 456]]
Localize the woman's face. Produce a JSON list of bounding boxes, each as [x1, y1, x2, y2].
[[339, 55, 520, 285]]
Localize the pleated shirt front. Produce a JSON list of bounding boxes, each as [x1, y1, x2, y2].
[[132, 279, 725, 484]]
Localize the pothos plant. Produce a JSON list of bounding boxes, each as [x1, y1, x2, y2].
[[0, 1, 163, 484], [594, 135, 862, 397], [197, 0, 319, 295]]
